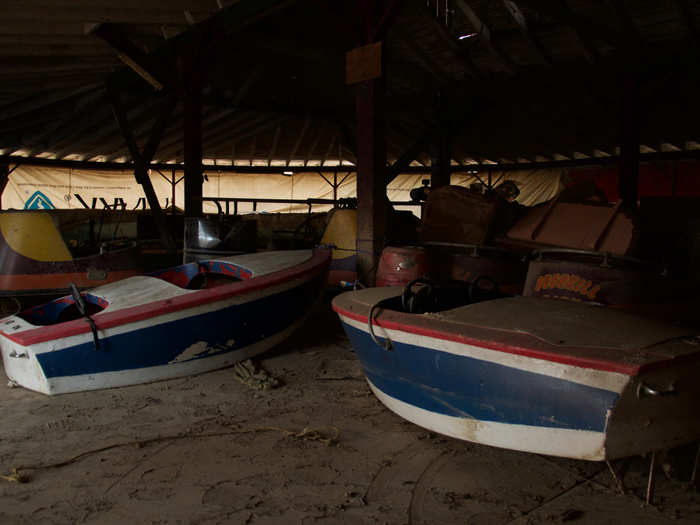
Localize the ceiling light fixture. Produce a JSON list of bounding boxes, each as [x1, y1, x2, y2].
[[458, 33, 478, 40]]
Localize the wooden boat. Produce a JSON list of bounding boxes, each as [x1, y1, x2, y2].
[[0, 249, 330, 395], [332, 286, 700, 460]]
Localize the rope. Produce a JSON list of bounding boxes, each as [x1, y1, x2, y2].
[[368, 300, 392, 351]]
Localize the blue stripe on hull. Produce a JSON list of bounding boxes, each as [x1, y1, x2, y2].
[[37, 274, 324, 378], [341, 322, 619, 432]]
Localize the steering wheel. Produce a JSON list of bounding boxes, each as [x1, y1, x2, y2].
[[70, 283, 100, 351], [70, 283, 88, 316], [401, 277, 433, 313]]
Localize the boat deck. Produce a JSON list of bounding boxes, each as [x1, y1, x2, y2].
[[333, 287, 700, 374]]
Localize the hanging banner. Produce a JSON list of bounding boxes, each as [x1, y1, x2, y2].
[[1, 165, 563, 214]]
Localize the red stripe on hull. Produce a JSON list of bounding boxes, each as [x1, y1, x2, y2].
[[332, 304, 641, 376]]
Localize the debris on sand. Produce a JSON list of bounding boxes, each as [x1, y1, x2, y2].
[[233, 359, 280, 391], [1, 468, 29, 483]]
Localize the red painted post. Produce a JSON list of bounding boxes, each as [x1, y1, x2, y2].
[[356, 75, 387, 285]]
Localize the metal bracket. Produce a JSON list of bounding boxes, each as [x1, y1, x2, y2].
[[637, 380, 677, 399]]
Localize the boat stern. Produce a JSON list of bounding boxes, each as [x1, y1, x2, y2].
[[604, 348, 700, 459], [0, 320, 51, 394]]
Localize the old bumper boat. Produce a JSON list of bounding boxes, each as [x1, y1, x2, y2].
[[0, 211, 143, 306], [333, 286, 700, 460], [0, 249, 330, 395]]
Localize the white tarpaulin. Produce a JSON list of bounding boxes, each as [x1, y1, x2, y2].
[[2, 165, 564, 214]]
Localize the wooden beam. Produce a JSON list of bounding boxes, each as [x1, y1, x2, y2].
[[151, 107, 240, 159], [106, 0, 296, 92], [267, 124, 281, 166], [356, 75, 387, 285], [287, 116, 309, 165], [421, 4, 479, 78], [431, 132, 452, 189], [523, 0, 599, 64], [249, 134, 257, 166], [232, 64, 264, 107], [320, 130, 338, 167], [618, 70, 640, 206], [0, 84, 100, 121], [502, 0, 552, 65], [675, 0, 700, 51], [454, 0, 516, 73], [107, 83, 176, 250], [182, 44, 203, 217], [336, 117, 358, 164], [392, 25, 452, 83], [608, 0, 644, 57], [4, 148, 700, 175], [304, 121, 327, 166], [91, 23, 170, 90], [201, 115, 291, 157], [0, 161, 9, 210], [386, 134, 428, 184], [372, 0, 405, 42]]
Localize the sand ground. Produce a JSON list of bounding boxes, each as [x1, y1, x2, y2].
[[0, 295, 698, 524]]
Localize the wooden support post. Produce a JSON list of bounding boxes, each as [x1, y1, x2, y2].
[[619, 70, 640, 207], [430, 91, 453, 189], [351, 0, 395, 286], [356, 76, 387, 286], [171, 168, 177, 212], [107, 84, 177, 252], [183, 47, 204, 218], [333, 170, 338, 203], [431, 128, 452, 189], [672, 160, 678, 197]]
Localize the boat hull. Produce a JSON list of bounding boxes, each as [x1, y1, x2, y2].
[[1, 250, 329, 394], [333, 289, 700, 460]]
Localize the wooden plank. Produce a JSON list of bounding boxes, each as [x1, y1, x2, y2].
[[346, 42, 382, 85]]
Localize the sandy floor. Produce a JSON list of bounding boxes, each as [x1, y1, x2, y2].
[[0, 295, 698, 524]]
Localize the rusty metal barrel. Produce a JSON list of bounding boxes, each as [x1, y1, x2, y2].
[[376, 246, 428, 287]]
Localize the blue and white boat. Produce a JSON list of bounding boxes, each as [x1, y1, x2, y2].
[[333, 286, 700, 460], [0, 249, 330, 395]]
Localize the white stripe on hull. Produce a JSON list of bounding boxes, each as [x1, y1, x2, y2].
[[366, 377, 608, 461], [340, 315, 630, 393], [6, 316, 306, 395]]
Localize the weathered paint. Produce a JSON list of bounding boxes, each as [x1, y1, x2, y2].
[[0, 249, 330, 395], [332, 287, 700, 460]]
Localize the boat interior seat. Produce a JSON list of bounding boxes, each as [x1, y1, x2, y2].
[[185, 261, 245, 290], [397, 276, 508, 315]]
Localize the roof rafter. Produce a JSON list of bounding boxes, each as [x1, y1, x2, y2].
[[502, 0, 552, 65], [454, 0, 516, 73]]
